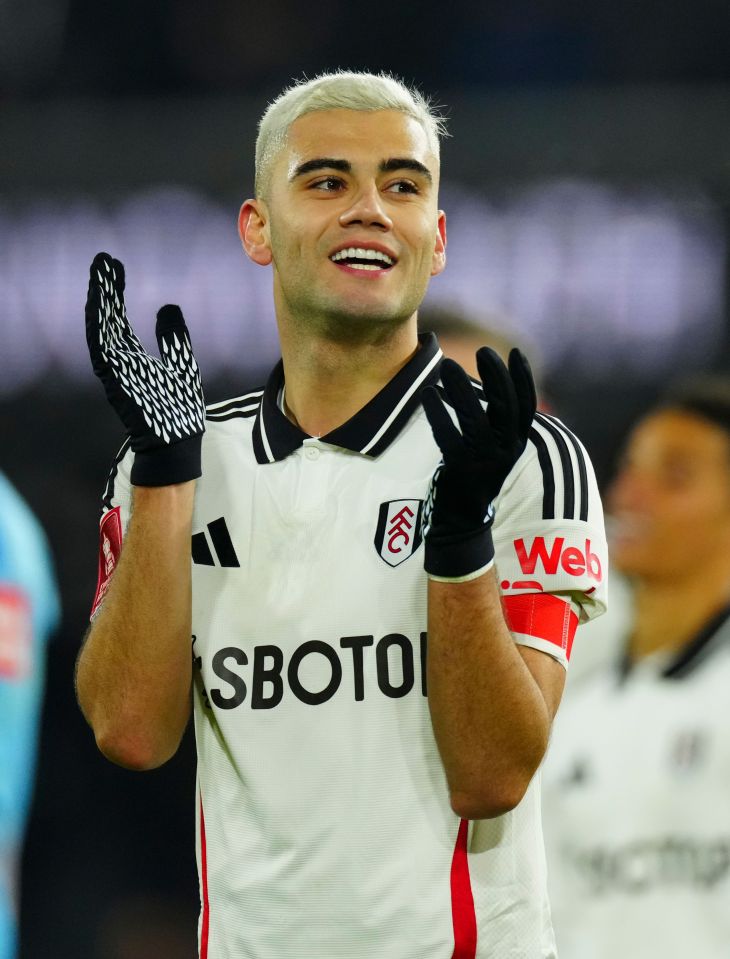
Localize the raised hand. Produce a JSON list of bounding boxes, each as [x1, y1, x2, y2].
[[85, 252, 206, 486], [421, 348, 537, 579]]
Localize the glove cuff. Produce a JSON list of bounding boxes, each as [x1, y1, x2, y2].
[[424, 525, 495, 580], [130, 435, 203, 486]]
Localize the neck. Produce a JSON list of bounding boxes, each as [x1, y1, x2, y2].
[[276, 317, 419, 438], [629, 564, 730, 663]]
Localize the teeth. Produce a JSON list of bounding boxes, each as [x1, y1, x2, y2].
[[331, 247, 394, 266]]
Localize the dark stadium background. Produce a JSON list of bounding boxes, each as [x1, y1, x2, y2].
[[2, 3, 730, 955]]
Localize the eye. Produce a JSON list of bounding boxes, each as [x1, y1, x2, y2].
[[661, 464, 695, 489], [310, 176, 345, 192], [386, 180, 420, 195]]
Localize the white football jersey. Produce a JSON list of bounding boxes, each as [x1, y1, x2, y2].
[[98, 334, 607, 959], [543, 609, 730, 958]]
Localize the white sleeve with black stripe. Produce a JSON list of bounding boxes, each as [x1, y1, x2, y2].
[[100, 437, 134, 529], [491, 412, 608, 666]]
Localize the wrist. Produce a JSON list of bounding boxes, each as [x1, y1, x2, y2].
[[132, 480, 196, 514], [424, 524, 495, 580], [130, 435, 202, 486]]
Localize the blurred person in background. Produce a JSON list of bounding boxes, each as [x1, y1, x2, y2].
[[419, 305, 542, 387], [543, 376, 730, 957], [75, 71, 607, 958], [0, 472, 59, 959]]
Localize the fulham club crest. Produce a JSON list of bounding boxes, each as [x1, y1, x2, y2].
[[374, 499, 423, 567]]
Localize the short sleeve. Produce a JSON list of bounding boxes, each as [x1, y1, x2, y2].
[[492, 413, 608, 668], [91, 438, 134, 618]]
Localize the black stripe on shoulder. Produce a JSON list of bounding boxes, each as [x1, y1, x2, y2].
[[252, 409, 271, 464], [534, 413, 575, 520], [528, 426, 555, 520], [205, 391, 264, 417], [206, 407, 259, 422], [538, 412, 589, 522], [102, 437, 131, 512]]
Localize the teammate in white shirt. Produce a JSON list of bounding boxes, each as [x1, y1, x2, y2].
[[76, 71, 607, 959], [543, 377, 730, 958]]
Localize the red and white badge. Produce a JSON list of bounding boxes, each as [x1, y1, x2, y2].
[[91, 506, 123, 618], [0, 584, 32, 680], [374, 499, 423, 568]]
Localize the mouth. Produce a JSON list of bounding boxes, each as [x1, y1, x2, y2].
[[329, 246, 397, 274]]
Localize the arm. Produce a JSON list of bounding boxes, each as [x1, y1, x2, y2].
[[427, 570, 565, 820], [76, 253, 205, 770], [76, 483, 195, 770], [422, 348, 570, 818]]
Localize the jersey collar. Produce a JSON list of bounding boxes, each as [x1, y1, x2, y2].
[[252, 333, 442, 464], [662, 603, 730, 680], [618, 602, 730, 683]]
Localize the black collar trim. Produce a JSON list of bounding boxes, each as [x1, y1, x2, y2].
[[663, 604, 730, 679], [252, 333, 442, 464], [618, 603, 730, 683]]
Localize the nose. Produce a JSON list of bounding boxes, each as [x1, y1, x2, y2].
[[338, 183, 393, 232]]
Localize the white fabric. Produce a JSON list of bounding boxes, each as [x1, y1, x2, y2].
[[543, 622, 730, 958], [105, 396, 607, 959]]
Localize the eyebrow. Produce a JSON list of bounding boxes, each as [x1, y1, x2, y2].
[[290, 157, 433, 184], [380, 158, 433, 183]]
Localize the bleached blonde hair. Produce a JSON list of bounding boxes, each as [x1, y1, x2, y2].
[[255, 70, 448, 198]]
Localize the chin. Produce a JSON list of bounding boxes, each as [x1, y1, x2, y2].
[[324, 300, 411, 333]]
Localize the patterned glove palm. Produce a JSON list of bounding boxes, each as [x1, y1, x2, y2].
[[421, 347, 537, 580], [85, 252, 206, 486]]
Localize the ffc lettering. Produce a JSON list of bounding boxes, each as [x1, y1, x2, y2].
[[514, 536, 603, 582], [374, 499, 424, 568], [195, 631, 429, 710], [388, 506, 414, 554]]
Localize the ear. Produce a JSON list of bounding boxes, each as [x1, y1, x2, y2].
[[238, 199, 272, 266], [431, 210, 447, 277]]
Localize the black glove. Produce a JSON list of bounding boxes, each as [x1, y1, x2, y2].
[[85, 252, 206, 486], [421, 348, 536, 580]]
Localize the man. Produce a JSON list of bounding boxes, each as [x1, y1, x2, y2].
[[0, 471, 59, 959], [76, 71, 607, 958], [543, 377, 730, 957]]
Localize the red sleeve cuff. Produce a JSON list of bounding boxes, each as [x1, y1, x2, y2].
[[502, 592, 579, 661]]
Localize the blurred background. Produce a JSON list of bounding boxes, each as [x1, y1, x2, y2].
[[2, 1, 730, 955]]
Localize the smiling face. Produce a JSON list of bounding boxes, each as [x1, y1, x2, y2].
[[239, 108, 446, 342], [608, 409, 730, 582]]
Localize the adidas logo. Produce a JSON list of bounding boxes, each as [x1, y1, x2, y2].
[[192, 517, 240, 568]]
